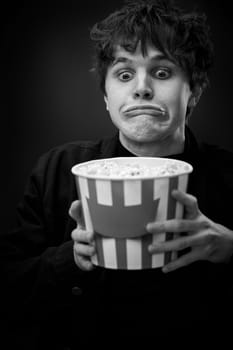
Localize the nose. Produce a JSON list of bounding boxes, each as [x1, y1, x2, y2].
[[133, 74, 154, 100]]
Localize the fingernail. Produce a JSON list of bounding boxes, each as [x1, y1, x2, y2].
[[162, 266, 168, 273], [148, 244, 153, 252], [162, 265, 170, 273], [148, 244, 160, 253], [171, 189, 178, 196]]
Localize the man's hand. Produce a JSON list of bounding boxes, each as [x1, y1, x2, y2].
[[69, 200, 95, 271], [147, 190, 233, 273]]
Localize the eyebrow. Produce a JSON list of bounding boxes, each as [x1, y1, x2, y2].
[[112, 54, 171, 66]]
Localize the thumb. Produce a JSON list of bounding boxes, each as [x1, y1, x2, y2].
[[69, 200, 85, 228]]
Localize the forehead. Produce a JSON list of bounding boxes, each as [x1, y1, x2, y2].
[[112, 44, 173, 65]]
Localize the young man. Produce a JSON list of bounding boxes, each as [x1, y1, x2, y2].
[[2, 0, 233, 348]]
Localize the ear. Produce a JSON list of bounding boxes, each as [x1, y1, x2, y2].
[[104, 95, 109, 111], [188, 86, 203, 108]]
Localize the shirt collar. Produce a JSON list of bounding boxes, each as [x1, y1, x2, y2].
[[99, 125, 200, 164], [114, 125, 200, 163]]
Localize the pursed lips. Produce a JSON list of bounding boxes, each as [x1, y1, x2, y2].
[[123, 105, 166, 116]]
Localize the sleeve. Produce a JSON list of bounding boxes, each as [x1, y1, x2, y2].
[[0, 150, 92, 317]]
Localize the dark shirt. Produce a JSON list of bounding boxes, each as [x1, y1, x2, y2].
[[1, 126, 233, 348]]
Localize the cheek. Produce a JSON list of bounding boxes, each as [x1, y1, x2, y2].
[[165, 84, 191, 114], [106, 95, 120, 124], [107, 98, 118, 118], [106, 88, 125, 112], [105, 75, 130, 108]]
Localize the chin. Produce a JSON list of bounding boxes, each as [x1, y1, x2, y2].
[[125, 131, 163, 143], [123, 120, 168, 140], [128, 125, 165, 140]]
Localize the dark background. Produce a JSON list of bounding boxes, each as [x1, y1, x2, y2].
[[3, 0, 233, 233]]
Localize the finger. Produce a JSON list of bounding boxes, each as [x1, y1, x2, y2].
[[69, 200, 80, 220], [73, 241, 96, 257], [172, 190, 200, 219], [148, 232, 210, 253], [71, 228, 95, 244], [73, 253, 94, 271], [147, 219, 207, 234], [69, 200, 85, 227], [73, 242, 95, 271], [162, 249, 202, 273]]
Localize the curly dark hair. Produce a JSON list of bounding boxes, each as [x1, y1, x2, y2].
[[90, 0, 214, 95]]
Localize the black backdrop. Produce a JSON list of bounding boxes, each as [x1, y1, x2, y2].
[[3, 0, 233, 232]]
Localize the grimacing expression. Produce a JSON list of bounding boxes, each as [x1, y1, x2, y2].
[[104, 44, 195, 144]]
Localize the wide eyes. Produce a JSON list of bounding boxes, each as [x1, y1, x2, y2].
[[116, 67, 171, 82], [154, 68, 171, 79], [118, 71, 133, 81]]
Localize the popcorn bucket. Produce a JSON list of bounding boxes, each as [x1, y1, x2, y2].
[[71, 157, 193, 270]]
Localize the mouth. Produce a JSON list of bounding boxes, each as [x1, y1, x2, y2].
[[123, 105, 166, 116]]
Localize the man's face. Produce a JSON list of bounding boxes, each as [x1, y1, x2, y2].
[[104, 44, 193, 146]]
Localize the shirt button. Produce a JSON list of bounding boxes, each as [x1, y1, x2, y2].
[[72, 286, 82, 296]]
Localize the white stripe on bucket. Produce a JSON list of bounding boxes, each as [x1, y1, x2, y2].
[[124, 180, 141, 206], [126, 238, 142, 269], [102, 238, 117, 269], [152, 178, 169, 268], [171, 174, 189, 262], [96, 179, 112, 205], [175, 174, 188, 219], [78, 176, 89, 198], [78, 177, 93, 231]]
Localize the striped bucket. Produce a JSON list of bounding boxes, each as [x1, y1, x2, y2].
[[72, 157, 193, 270]]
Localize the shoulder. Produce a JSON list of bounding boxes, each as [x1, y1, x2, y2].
[[199, 142, 233, 186], [31, 136, 118, 178], [24, 139, 107, 194], [40, 139, 104, 163], [200, 142, 233, 166]]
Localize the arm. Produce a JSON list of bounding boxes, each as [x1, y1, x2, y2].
[[0, 152, 87, 316]]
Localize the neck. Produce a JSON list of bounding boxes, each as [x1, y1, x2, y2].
[[119, 128, 185, 157]]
